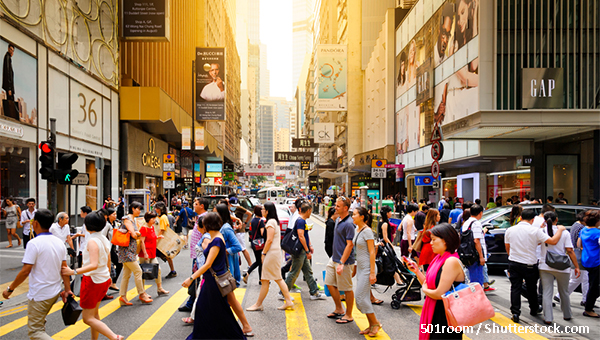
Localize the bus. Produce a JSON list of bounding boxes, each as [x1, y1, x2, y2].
[[257, 187, 286, 204]]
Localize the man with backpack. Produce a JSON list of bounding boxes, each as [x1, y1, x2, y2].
[[178, 202, 197, 249], [459, 204, 495, 291]]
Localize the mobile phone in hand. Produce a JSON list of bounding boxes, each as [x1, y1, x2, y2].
[[401, 255, 410, 263]]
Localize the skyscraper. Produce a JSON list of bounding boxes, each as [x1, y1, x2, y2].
[[292, 0, 314, 94]]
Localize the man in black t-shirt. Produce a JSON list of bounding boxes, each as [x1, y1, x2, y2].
[[414, 205, 429, 231]]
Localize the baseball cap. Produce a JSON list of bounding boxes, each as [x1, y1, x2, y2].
[[229, 197, 239, 206]]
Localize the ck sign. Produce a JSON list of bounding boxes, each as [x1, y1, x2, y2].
[[314, 123, 335, 143]]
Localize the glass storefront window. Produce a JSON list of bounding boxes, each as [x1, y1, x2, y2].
[[487, 171, 530, 204], [0, 146, 30, 207], [546, 155, 578, 204], [146, 177, 158, 199], [442, 178, 457, 200]]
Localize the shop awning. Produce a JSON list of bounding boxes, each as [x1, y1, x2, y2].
[[319, 171, 347, 179], [120, 86, 222, 160], [442, 110, 600, 140]]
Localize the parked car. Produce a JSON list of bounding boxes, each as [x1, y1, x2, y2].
[[275, 204, 291, 237], [480, 204, 600, 266]]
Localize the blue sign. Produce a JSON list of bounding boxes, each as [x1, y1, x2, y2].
[[415, 176, 439, 186], [206, 163, 223, 173]]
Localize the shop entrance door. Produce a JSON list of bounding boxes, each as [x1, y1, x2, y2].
[[546, 155, 578, 204]]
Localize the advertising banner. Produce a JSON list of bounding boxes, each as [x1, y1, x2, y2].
[[182, 127, 191, 150], [244, 164, 275, 177], [195, 126, 205, 150], [522, 68, 564, 109], [196, 47, 226, 120], [122, 0, 169, 40], [0, 39, 37, 126], [316, 45, 347, 111]]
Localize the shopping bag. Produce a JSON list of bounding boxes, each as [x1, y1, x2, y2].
[[61, 295, 82, 326], [442, 282, 494, 327], [140, 263, 159, 280]]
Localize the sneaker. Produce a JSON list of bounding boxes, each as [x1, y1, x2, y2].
[[290, 287, 302, 293], [310, 292, 327, 300], [277, 292, 294, 301], [317, 284, 324, 291], [484, 286, 497, 292], [166, 271, 177, 279], [178, 305, 192, 312], [554, 296, 560, 303], [488, 279, 495, 286], [293, 284, 302, 291], [242, 273, 249, 284], [504, 269, 510, 278]]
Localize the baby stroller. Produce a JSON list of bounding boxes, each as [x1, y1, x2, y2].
[[375, 242, 421, 309]]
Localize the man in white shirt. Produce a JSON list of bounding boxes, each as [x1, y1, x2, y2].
[[349, 197, 360, 212], [75, 206, 92, 267], [200, 63, 225, 101], [2, 209, 72, 339], [504, 209, 565, 323], [520, 194, 531, 204], [20, 198, 37, 249], [402, 203, 419, 257], [50, 212, 75, 255], [462, 204, 495, 291]]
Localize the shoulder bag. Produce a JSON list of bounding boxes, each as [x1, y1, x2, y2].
[[209, 249, 237, 297], [442, 261, 495, 327], [251, 219, 265, 251], [412, 230, 424, 252], [61, 295, 82, 326], [111, 216, 132, 247], [281, 220, 302, 255], [545, 244, 571, 270]]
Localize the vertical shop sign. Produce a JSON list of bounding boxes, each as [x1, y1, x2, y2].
[[195, 126, 205, 150], [315, 45, 347, 111], [196, 47, 226, 120], [182, 127, 191, 150]]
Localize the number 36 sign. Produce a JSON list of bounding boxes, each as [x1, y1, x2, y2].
[[70, 80, 103, 144]]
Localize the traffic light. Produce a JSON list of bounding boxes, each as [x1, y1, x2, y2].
[[39, 141, 55, 181], [56, 152, 79, 185]]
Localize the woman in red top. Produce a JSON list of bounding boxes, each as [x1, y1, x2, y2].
[[418, 209, 440, 272], [139, 212, 169, 296]]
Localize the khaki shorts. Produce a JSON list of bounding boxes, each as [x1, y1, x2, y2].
[[324, 258, 354, 292]]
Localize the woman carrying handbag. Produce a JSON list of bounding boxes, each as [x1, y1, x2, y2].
[[138, 212, 169, 297], [182, 212, 247, 340], [243, 206, 266, 284], [404, 223, 466, 340]]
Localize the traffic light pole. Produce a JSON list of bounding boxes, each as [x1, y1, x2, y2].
[[50, 118, 57, 215]]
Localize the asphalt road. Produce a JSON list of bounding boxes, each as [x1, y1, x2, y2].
[[0, 215, 597, 340]]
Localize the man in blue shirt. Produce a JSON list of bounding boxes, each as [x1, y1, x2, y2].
[[449, 202, 462, 224], [284, 202, 327, 300]]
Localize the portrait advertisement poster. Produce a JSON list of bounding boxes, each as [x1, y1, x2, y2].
[[0, 39, 37, 126], [196, 47, 226, 121], [315, 44, 347, 111]]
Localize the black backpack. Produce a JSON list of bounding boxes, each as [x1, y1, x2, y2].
[[458, 221, 479, 267]]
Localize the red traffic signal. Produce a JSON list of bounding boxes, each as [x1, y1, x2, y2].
[[38, 141, 55, 181]]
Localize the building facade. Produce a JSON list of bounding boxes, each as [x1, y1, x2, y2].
[[1, 0, 120, 224]]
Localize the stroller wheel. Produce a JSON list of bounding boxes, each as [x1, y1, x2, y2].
[[391, 300, 401, 309], [391, 294, 397, 301]]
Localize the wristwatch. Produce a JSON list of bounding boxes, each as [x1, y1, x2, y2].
[[6, 287, 14, 293], [73, 269, 78, 275], [262, 252, 267, 256], [189, 276, 195, 281]]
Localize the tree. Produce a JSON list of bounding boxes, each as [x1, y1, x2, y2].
[[251, 176, 267, 186]]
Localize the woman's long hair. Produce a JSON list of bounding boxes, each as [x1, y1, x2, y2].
[[264, 202, 280, 225], [327, 206, 336, 220], [380, 206, 392, 224], [423, 209, 439, 232], [509, 205, 523, 226], [544, 211, 558, 237], [215, 203, 232, 226]]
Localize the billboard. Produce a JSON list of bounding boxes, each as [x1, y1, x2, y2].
[[122, 0, 170, 40], [315, 45, 347, 111], [0, 39, 37, 126], [395, 0, 480, 154], [244, 164, 275, 176], [196, 47, 226, 120]]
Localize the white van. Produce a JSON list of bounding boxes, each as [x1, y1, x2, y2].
[[257, 187, 286, 204]]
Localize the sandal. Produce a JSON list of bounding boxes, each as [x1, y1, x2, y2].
[[335, 318, 354, 324], [5, 245, 13, 248], [182, 317, 194, 324], [368, 324, 382, 337], [359, 327, 371, 335], [327, 312, 345, 318], [371, 299, 384, 305]]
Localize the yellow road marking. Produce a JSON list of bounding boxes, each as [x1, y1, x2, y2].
[[342, 300, 390, 339], [406, 304, 472, 340], [127, 288, 189, 340], [0, 296, 79, 337], [310, 216, 326, 228], [490, 313, 549, 340], [52, 285, 151, 340], [232, 288, 246, 320], [286, 292, 312, 340], [0, 277, 29, 301], [0, 305, 27, 317]]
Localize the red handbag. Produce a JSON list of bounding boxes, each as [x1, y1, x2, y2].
[[442, 282, 495, 327]]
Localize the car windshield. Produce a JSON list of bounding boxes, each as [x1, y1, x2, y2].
[[481, 206, 511, 220], [277, 208, 290, 219]]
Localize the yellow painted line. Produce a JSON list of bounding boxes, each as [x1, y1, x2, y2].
[[232, 288, 246, 320], [127, 288, 189, 340], [0, 278, 29, 301], [0, 305, 27, 317], [342, 300, 390, 340], [406, 304, 471, 340], [286, 292, 312, 340], [490, 313, 548, 340], [0, 296, 79, 337], [52, 285, 151, 340], [310, 216, 326, 228]]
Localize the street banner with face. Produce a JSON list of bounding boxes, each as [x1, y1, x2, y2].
[[196, 47, 226, 120]]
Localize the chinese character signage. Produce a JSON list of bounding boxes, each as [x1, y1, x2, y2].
[[244, 164, 275, 176], [196, 47, 226, 121], [292, 138, 316, 148], [316, 45, 347, 111], [274, 152, 314, 162]]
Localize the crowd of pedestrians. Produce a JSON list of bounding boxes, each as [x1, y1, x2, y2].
[[2, 190, 598, 340]]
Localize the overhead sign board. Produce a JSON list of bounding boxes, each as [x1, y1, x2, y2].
[[205, 172, 222, 178], [244, 164, 275, 176], [122, 0, 169, 40], [206, 163, 223, 173], [274, 152, 314, 162], [371, 168, 387, 179], [292, 138, 316, 148], [313, 123, 335, 143], [415, 175, 439, 186], [276, 165, 299, 171], [300, 162, 310, 170], [522, 68, 564, 109]]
